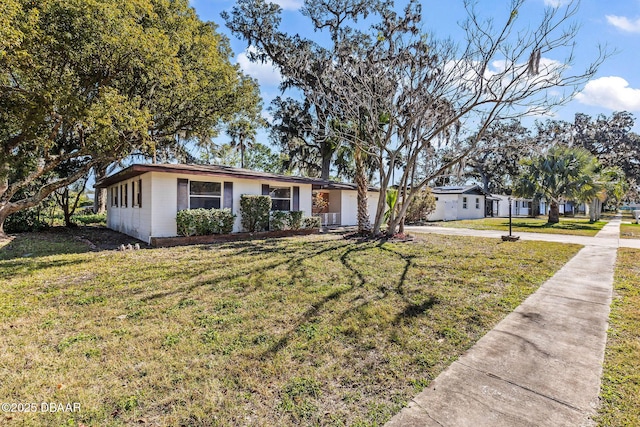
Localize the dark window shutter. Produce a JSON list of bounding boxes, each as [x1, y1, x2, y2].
[[262, 184, 270, 196], [177, 179, 189, 211], [224, 182, 233, 210], [292, 186, 300, 211], [138, 179, 142, 207]]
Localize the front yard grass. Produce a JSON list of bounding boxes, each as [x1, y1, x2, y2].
[[433, 216, 606, 236], [0, 231, 581, 426], [620, 223, 640, 239], [596, 248, 640, 426]]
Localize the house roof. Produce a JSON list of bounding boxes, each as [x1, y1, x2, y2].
[[431, 185, 489, 196], [94, 163, 379, 192]]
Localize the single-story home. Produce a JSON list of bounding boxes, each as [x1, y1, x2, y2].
[[488, 195, 534, 217], [95, 163, 379, 244], [427, 185, 488, 221], [539, 200, 585, 216]]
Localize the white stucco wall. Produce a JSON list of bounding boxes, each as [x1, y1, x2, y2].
[[148, 172, 314, 237], [105, 171, 315, 241], [339, 190, 380, 226], [428, 193, 485, 221], [106, 174, 152, 242], [427, 194, 458, 221], [457, 194, 485, 220], [149, 172, 180, 239]]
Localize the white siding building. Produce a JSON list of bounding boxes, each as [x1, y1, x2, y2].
[[427, 185, 488, 221], [96, 164, 379, 244], [489, 195, 533, 217]]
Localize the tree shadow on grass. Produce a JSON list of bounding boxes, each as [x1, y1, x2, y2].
[[261, 239, 443, 357], [510, 220, 601, 231], [261, 241, 372, 356], [393, 296, 440, 325], [140, 238, 350, 303], [0, 258, 91, 281]]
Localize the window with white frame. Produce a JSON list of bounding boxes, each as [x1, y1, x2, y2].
[[269, 186, 291, 211], [462, 196, 468, 209], [475, 197, 480, 209], [190, 181, 221, 209]]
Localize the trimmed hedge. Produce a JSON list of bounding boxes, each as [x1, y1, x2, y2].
[[270, 210, 289, 231], [289, 210, 303, 230], [269, 211, 321, 231], [176, 208, 236, 237], [302, 216, 321, 229], [269, 210, 307, 231], [240, 195, 271, 232]]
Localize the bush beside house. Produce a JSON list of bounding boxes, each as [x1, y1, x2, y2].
[[270, 210, 304, 231], [239, 195, 271, 232], [176, 208, 236, 236], [171, 195, 322, 245]]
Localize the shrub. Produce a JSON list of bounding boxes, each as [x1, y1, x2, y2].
[[72, 213, 107, 225], [176, 208, 235, 236], [269, 211, 305, 231], [270, 210, 289, 231], [239, 195, 271, 232], [405, 189, 436, 223], [302, 216, 321, 229], [5, 208, 50, 233], [288, 211, 303, 230]]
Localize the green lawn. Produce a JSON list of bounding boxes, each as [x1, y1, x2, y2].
[[0, 231, 581, 426], [620, 223, 640, 239], [433, 216, 606, 236], [597, 248, 640, 426]]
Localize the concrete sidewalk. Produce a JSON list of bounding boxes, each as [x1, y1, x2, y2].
[[405, 221, 640, 249], [387, 218, 623, 426]]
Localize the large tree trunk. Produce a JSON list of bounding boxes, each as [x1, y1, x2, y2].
[[548, 200, 560, 223], [93, 163, 108, 214], [354, 144, 371, 234], [530, 198, 540, 218], [0, 201, 22, 238], [320, 151, 332, 181], [589, 198, 597, 222], [0, 208, 9, 238], [590, 198, 602, 222]]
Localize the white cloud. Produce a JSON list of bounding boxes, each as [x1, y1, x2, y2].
[[237, 47, 282, 87], [269, 0, 303, 10], [606, 15, 640, 33], [543, 0, 570, 7], [576, 76, 640, 111]]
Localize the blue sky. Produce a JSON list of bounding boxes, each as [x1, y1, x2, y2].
[[190, 0, 640, 134]]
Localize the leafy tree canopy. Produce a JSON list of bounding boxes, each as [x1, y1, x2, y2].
[[516, 146, 599, 223], [0, 0, 259, 234]]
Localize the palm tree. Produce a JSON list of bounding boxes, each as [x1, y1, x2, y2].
[[516, 146, 598, 223], [226, 117, 259, 168], [575, 166, 628, 221]]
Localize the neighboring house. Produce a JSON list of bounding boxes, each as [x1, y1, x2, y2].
[[538, 200, 585, 216], [95, 163, 380, 243], [621, 202, 640, 211], [488, 195, 534, 218], [427, 185, 488, 221]]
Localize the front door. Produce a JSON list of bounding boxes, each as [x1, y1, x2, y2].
[[444, 200, 458, 221]]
